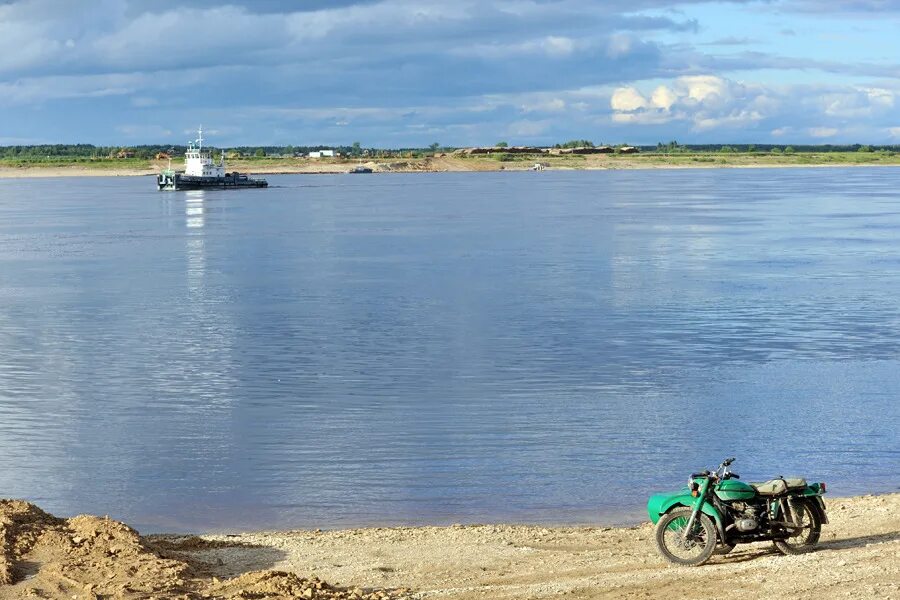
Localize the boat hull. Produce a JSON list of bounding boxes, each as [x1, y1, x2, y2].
[[158, 172, 268, 191]]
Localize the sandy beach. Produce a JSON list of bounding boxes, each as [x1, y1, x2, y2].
[[1, 493, 897, 599]]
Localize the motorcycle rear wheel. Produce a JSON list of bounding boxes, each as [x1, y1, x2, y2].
[[774, 498, 821, 555], [655, 507, 718, 566]]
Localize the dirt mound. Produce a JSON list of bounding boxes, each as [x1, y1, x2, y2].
[[0, 500, 412, 600], [0, 499, 191, 598], [0, 500, 63, 585]]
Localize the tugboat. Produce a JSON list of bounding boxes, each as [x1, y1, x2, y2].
[[157, 127, 268, 190]]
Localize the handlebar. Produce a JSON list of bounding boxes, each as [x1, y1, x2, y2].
[[691, 459, 738, 481]]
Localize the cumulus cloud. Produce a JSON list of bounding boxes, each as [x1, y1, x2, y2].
[[611, 87, 649, 111], [650, 85, 678, 110], [609, 75, 767, 129], [609, 75, 899, 139]]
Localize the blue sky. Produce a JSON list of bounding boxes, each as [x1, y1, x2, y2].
[[1, 0, 900, 146]]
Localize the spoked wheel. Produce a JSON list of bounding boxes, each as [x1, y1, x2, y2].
[[655, 507, 718, 566], [774, 499, 821, 555]]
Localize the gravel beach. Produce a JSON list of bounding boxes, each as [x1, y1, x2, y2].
[[1, 493, 897, 599]]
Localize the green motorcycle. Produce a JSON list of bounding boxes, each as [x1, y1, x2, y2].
[[647, 458, 827, 566]]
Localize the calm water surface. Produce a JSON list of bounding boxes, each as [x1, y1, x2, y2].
[[0, 169, 898, 532]]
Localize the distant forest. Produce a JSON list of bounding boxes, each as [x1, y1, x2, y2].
[[1, 141, 899, 160]]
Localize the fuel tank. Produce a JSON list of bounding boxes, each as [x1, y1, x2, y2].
[[714, 478, 756, 501]]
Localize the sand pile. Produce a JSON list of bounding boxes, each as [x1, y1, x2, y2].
[[0, 500, 412, 600]]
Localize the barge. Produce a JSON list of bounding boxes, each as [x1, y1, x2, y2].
[[157, 127, 268, 191]]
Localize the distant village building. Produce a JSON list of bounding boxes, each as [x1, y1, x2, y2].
[[548, 146, 639, 155], [109, 148, 136, 159], [553, 146, 613, 155], [308, 150, 336, 158], [455, 146, 546, 155]]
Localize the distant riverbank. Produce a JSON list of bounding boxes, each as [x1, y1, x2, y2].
[[3, 151, 900, 178]]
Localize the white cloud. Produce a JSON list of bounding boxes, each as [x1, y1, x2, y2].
[[820, 87, 895, 119], [520, 98, 567, 113], [693, 110, 763, 130], [809, 127, 838, 138], [610, 75, 756, 130], [680, 75, 729, 103], [865, 88, 895, 107], [610, 87, 648, 111], [889, 127, 900, 138], [650, 85, 678, 110], [609, 75, 900, 139], [542, 36, 576, 57]]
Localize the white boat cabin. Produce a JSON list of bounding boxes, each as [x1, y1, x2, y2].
[[184, 126, 225, 177]]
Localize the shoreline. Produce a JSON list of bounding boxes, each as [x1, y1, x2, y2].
[[4, 159, 900, 179], [2, 492, 898, 599]]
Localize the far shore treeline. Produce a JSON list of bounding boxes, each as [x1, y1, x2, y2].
[[1, 141, 899, 163]]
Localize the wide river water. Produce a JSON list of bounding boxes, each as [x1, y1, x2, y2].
[[0, 169, 898, 532]]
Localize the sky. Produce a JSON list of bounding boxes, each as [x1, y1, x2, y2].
[[1, 0, 900, 146]]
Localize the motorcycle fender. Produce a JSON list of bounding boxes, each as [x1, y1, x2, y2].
[[810, 496, 828, 525], [657, 494, 726, 540], [777, 495, 829, 526]]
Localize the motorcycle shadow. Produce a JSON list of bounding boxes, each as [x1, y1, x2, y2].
[[717, 531, 900, 564], [818, 531, 900, 551]]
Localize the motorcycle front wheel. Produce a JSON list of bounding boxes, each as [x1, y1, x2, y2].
[[714, 542, 736, 555], [774, 498, 821, 555], [654, 507, 718, 566]]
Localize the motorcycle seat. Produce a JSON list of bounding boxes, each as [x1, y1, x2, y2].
[[751, 478, 807, 495]]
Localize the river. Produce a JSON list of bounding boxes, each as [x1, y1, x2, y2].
[[0, 169, 897, 532]]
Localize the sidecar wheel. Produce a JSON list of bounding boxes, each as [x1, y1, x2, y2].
[[774, 499, 821, 555], [655, 507, 717, 566]]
